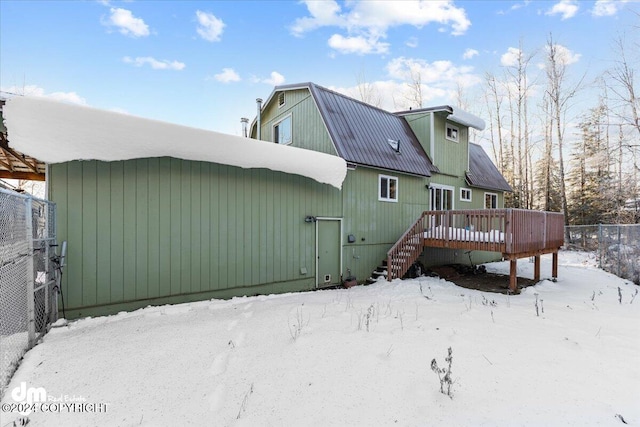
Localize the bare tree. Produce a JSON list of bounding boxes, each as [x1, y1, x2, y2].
[[544, 34, 583, 233], [354, 69, 382, 108]]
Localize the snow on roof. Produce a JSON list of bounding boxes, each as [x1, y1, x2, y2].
[[395, 105, 485, 131], [448, 107, 486, 131], [2, 96, 347, 189]]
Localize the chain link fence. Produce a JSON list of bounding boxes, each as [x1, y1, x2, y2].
[[0, 189, 58, 398], [566, 224, 640, 284]]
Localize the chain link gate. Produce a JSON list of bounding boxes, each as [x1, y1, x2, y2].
[[0, 188, 59, 398]]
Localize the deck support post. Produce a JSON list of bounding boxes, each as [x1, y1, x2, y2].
[[534, 255, 541, 281], [552, 251, 558, 280], [509, 259, 517, 292]]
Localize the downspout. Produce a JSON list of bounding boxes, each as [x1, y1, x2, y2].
[[256, 98, 263, 140]]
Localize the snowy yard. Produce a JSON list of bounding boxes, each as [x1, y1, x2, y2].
[[1, 251, 639, 426]]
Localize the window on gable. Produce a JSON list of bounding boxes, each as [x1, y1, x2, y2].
[[484, 192, 498, 209], [446, 123, 459, 142], [379, 175, 398, 202], [460, 188, 472, 202], [278, 92, 285, 107], [274, 115, 292, 145]]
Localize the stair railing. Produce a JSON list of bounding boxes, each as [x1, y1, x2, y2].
[[386, 212, 429, 281]]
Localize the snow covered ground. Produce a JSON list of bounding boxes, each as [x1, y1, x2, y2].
[[1, 251, 639, 426]]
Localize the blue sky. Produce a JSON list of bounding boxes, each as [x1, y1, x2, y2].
[[1, 0, 638, 136]]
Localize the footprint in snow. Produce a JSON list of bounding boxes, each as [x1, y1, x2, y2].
[[227, 320, 238, 331], [209, 384, 226, 412], [210, 352, 229, 376]]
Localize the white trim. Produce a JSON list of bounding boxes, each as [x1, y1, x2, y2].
[[445, 122, 459, 142], [484, 192, 498, 209], [378, 174, 398, 202], [273, 113, 292, 145], [460, 187, 472, 202], [314, 217, 343, 289], [430, 112, 435, 164]]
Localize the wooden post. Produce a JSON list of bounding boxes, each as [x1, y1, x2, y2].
[[552, 251, 558, 280], [534, 255, 540, 281], [509, 259, 517, 292]]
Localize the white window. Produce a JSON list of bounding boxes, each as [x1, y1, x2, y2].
[[274, 115, 292, 145], [446, 123, 459, 142], [430, 184, 454, 211], [460, 188, 472, 202], [379, 175, 398, 202], [484, 192, 498, 209]]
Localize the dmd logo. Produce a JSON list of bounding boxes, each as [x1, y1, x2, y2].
[[11, 382, 47, 415]]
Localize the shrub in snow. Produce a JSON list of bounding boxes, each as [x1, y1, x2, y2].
[[288, 307, 308, 341], [431, 347, 454, 398]]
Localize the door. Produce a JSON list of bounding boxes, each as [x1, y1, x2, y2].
[[316, 219, 341, 288], [429, 185, 454, 227]]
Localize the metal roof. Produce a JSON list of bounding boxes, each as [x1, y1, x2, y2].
[[306, 83, 438, 177], [466, 143, 512, 192]]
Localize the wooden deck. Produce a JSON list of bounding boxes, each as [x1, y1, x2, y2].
[[387, 209, 565, 291]]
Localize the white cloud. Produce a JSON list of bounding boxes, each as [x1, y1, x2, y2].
[[196, 10, 225, 42], [214, 68, 241, 83], [328, 34, 389, 55], [291, 0, 471, 55], [537, 44, 581, 69], [405, 37, 418, 48], [380, 57, 481, 109], [463, 48, 479, 60], [123, 56, 186, 70], [250, 72, 286, 86], [264, 72, 286, 86], [549, 44, 581, 65], [500, 47, 522, 66], [545, 0, 579, 20], [387, 57, 479, 85], [105, 7, 150, 37], [1, 84, 86, 105], [592, 0, 628, 17]]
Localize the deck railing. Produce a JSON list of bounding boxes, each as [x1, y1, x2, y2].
[[387, 209, 565, 281]]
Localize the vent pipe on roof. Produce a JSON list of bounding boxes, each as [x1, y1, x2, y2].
[[240, 117, 249, 138], [256, 98, 263, 140]]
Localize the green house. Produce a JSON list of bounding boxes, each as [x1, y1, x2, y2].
[[2, 84, 511, 319], [251, 83, 512, 279]]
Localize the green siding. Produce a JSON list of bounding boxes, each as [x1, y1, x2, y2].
[[404, 112, 432, 158], [341, 167, 429, 282], [256, 89, 337, 155], [433, 114, 469, 177], [50, 158, 342, 318]]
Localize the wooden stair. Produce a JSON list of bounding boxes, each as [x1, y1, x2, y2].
[[386, 214, 428, 281]]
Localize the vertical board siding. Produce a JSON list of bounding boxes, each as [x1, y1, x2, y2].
[[50, 158, 342, 315], [259, 89, 337, 155], [341, 168, 427, 282]]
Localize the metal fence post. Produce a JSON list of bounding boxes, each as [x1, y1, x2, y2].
[[617, 225, 622, 277], [597, 224, 602, 268], [25, 197, 36, 348]]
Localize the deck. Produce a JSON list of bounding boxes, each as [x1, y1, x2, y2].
[[387, 209, 565, 291]]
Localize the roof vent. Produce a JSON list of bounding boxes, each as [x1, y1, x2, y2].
[[387, 139, 400, 153], [278, 92, 285, 107]]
